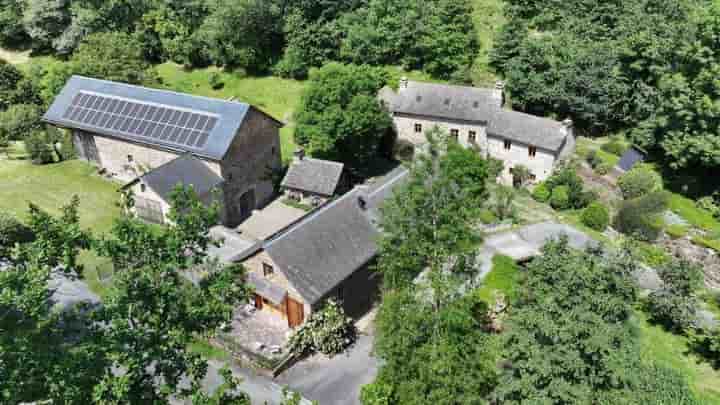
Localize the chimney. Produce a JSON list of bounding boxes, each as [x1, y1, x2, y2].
[[399, 76, 409, 91], [561, 118, 574, 137], [293, 147, 305, 162], [494, 80, 506, 106]]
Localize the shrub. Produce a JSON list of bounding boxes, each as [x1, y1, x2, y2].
[[545, 166, 590, 209], [595, 162, 612, 176], [633, 242, 671, 268], [614, 191, 669, 241], [618, 165, 662, 199], [601, 140, 625, 156], [531, 182, 550, 203], [479, 209, 498, 225], [208, 72, 224, 90], [0, 104, 42, 142], [550, 185, 570, 210], [24, 131, 55, 164], [690, 327, 720, 369], [696, 196, 719, 218], [646, 260, 702, 333], [581, 202, 610, 231], [665, 224, 689, 239], [287, 299, 357, 356], [586, 150, 603, 168], [0, 213, 33, 258]]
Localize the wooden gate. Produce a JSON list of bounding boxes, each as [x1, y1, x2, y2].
[[286, 297, 304, 328]]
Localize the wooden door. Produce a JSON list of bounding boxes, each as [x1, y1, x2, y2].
[[286, 297, 304, 328], [254, 294, 263, 310]]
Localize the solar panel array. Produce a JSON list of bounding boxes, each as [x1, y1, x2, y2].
[[61, 91, 219, 149]]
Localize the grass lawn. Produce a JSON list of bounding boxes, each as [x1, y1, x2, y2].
[[0, 142, 121, 297], [637, 312, 720, 404], [576, 136, 621, 167], [156, 63, 305, 163], [669, 193, 720, 235], [477, 254, 521, 304]]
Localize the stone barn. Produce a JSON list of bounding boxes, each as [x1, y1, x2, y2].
[[42, 75, 283, 226]]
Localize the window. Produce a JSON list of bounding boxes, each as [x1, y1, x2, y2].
[[414, 123, 422, 133], [504, 139, 512, 150], [140, 183, 146, 193], [528, 146, 537, 158], [227, 172, 233, 181], [450, 129, 459, 139], [468, 131, 477, 142], [530, 173, 537, 181], [262, 262, 274, 277], [271, 146, 276, 155], [444, 98, 451, 105], [127, 154, 134, 163], [473, 101, 480, 108], [416, 95, 422, 102]]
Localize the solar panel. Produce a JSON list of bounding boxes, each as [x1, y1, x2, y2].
[[62, 91, 218, 150]]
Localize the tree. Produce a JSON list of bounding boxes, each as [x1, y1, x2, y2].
[[0, 0, 29, 46], [614, 191, 669, 241], [294, 63, 392, 175], [0, 58, 23, 111], [494, 237, 675, 403], [0, 212, 33, 259], [287, 299, 357, 356], [492, 185, 517, 221], [0, 104, 42, 141], [70, 31, 158, 86], [22, 0, 71, 52], [199, 0, 283, 72], [647, 259, 703, 333], [1, 189, 252, 403], [617, 164, 662, 199]]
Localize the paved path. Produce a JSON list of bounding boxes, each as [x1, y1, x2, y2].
[[276, 333, 378, 405]]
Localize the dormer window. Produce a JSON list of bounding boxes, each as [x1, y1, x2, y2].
[[263, 262, 274, 277], [504, 139, 512, 150]]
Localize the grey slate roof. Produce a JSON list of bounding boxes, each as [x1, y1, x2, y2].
[[281, 158, 344, 196], [127, 154, 224, 201], [42, 75, 282, 161], [380, 81, 502, 122], [487, 109, 567, 151], [263, 167, 409, 304], [381, 80, 569, 152]]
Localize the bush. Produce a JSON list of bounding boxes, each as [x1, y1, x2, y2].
[[208, 72, 224, 90], [601, 140, 626, 156], [581, 202, 610, 231], [0, 104, 42, 141], [634, 242, 671, 268], [618, 165, 662, 199], [0, 213, 33, 258], [479, 209, 498, 225], [531, 182, 550, 203], [646, 260, 702, 333], [545, 166, 590, 209], [696, 196, 719, 218], [550, 185, 570, 210], [614, 191, 669, 241], [287, 299, 357, 356], [690, 327, 720, 369], [586, 150, 603, 168], [24, 131, 55, 164], [595, 162, 612, 176]]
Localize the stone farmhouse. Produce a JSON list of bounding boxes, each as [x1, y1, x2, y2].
[[224, 166, 408, 328], [280, 148, 345, 207], [380, 79, 575, 183], [42, 76, 283, 226]]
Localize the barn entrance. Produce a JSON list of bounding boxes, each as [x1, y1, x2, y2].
[[229, 188, 255, 226]]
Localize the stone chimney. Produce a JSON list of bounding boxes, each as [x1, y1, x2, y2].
[[561, 118, 574, 137], [494, 81, 506, 107], [399, 76, 409, 91], [293, 147, 305, 162]]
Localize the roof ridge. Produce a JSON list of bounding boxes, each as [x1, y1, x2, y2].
[[70, 75, 250, 107], [406, 80, 497, 93], [301, 157, 345, 167], [368, 167, 409, 199]]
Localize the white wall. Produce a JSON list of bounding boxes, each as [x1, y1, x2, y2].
[[486, 135, 557, 184]]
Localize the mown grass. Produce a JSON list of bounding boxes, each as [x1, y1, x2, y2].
[[637, 312, 720, 404], [477, 254, 521, 304], [669, 193, 720, 234], [156, 63, 305, 163]]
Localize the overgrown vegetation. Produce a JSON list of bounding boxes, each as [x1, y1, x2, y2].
[[288, 299, 357, 357]]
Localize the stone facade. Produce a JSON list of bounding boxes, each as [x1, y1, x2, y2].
[[391, 112, 569, 184], [73, 108, 281, 227], [242, 250, 311, 325]]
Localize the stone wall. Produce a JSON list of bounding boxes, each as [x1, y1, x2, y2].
[[220, 108, 282, 226], [242, 250, 311, 322], [392, 113, 488, 148], [486, 135, 557, 184]]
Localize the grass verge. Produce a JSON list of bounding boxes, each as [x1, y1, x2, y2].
[[477, 254, 520, 304]]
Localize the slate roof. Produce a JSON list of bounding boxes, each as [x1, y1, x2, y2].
[[380, 80, 569, 152], [617, 146, 646, 172], [281, 158, 344, 196], [263, 167, 409, 304], [380, 81, 502, 122], [126, 154, 224, 201], [43, 76, 282, 161]]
